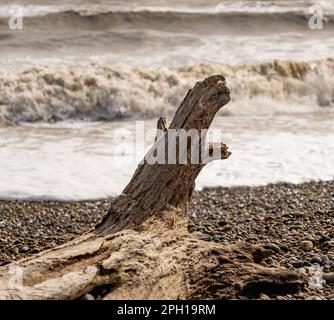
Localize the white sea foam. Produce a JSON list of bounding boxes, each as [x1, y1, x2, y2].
[[0, 59, 333, 124]]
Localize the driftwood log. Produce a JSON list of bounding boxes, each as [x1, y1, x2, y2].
[[0, 75, 303, 300]]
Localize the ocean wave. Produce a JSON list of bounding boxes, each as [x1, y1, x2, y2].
[[26, 10, 334, 30], [0, 3, 314, 18], [0, 59, 333, 124], [1, 8, 333, 34], [1, 0, 334, 17]]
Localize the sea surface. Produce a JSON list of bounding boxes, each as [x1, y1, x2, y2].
[[0, 0, 333, 200]]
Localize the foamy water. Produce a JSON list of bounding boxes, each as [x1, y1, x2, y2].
[[1, 60, 333, 124], [0, 111, 333, 200], [1, 0, 334, 69]]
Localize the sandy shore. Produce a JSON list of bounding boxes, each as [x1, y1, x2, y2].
[[1, 180, 334, 300]]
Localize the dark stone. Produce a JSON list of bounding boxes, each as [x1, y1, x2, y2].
[[280, 244, 290, 252], [19, 246, 30, 253], [319, 235, 330, 243], [292, 260, 304, 268], [311, 256, 323, 265]]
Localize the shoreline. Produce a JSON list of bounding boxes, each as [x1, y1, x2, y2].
[[1, 179, 334, 299]]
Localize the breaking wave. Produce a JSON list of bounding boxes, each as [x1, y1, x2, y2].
[[1, 58, 334, 124], [5, 9, 334, 34]]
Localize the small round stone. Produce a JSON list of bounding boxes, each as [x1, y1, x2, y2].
[[19, 246, 29, 253], [280, 244, 289, 252], [311, 256, 323, 265], [300, 240, 313, 251]]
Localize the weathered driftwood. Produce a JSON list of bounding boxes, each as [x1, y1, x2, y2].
[[0, 75, 304, 300]]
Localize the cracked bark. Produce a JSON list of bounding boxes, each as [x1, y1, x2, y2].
[[0, 75, 304, 300]]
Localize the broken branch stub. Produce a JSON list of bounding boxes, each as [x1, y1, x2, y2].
[[96, 75, 232, 235]]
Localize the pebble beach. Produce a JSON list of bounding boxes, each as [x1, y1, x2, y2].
[[1, 180, 333, 300]]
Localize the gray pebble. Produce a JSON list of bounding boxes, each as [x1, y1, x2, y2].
[[19, 246, 29, 253], [311, 256, 322, 265]]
